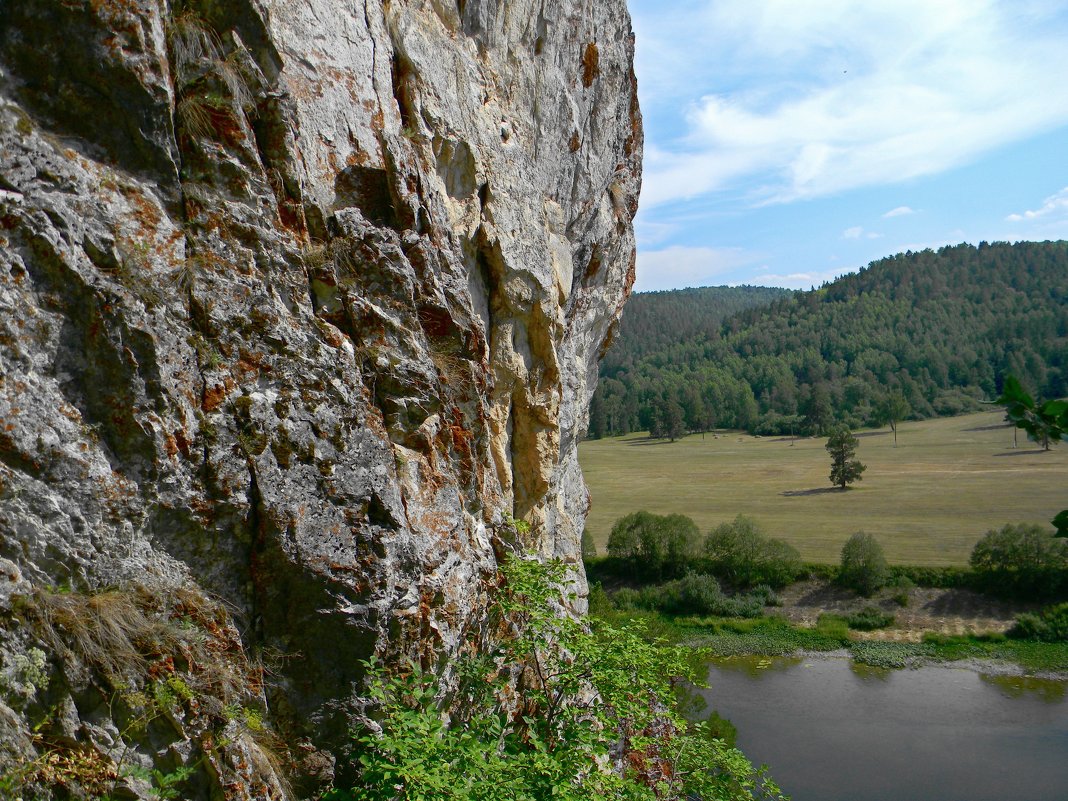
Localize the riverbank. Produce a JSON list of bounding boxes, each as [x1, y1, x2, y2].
[[773, 577, 1036, 640], [670, 614, 1068, 678]]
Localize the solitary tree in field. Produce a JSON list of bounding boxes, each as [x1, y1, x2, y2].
[[826, 425, 865, 489], [992, 375, 1068, 451], [877, 390, 910, 447]]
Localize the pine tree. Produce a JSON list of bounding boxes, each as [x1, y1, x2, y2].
[[826, 425, 866, 489]]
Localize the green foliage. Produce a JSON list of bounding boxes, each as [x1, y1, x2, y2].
[[1009, 603, 1068, 642], [685, 615, 850, 657], [703, 515, 802, 589], [969, 523, 1068, 598], [921, 633, 1068, 672], [580, 529, 598, 560], [846, 605, 895, 631], [885, 565, 970, 589], [825, 425, 865, 489], [596, 242, 1068, 437], [1054, 509, 1068, 538], [328, 556, 786, 801], [813, 614, 851, 640], [993, 374, 1068, 451], [838, 532, 889, 596], [1, 647, 49, 702], [612, 573, 768, 619], [876, 390, 910, 446], [850, 642, 933, 669], [606, 511, 700, 579]]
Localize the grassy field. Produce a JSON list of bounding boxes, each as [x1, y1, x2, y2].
[[579, 410, 1067, 566]]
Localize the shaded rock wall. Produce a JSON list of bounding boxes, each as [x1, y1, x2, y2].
[[0, 0, 639, 797]]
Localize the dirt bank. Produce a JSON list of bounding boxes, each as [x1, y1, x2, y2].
[[775, 579, 1040, 642]]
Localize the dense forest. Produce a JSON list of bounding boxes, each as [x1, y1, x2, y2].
[[590, 241, 1068, 438]]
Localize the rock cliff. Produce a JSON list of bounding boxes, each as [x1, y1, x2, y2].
[[0, 0, 640, 797]]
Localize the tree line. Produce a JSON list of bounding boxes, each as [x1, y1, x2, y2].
[[591, 241, 1068, 439], [589, 511, 1068, 602]]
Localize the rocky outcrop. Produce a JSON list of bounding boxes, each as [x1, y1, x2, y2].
[[0, 0, 640, 797]]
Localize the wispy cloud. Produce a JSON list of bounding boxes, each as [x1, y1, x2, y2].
[[842, 226, 882, 240], [750, 269, 849, 290], [1006, 187, 1068, 222], [633, 0, 1068, 208], [634, 245, 759, 292], [882, 206, 916, 218]]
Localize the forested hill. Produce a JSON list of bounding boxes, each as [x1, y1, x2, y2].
[[591, 241, 1068, 438], [601, 285, 791, 365]]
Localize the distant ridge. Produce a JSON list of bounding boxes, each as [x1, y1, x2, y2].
[[591, 241, 1068, 438]]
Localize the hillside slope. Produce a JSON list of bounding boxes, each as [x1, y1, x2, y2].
[[594, 241, 1068, 437]]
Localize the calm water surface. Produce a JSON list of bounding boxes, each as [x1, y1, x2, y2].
[[695, 656, 1068, 801]]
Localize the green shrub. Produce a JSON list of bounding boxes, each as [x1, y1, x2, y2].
[[607, 511, 700, 579], [970, 523, 1068, 599], [326, 556, 787, 800], [1009, 603, 1068, 642], [887, 565, 970, 589], [846, 605, 895, 631], [703, 515, 802, 589], [612, 573, 768, 619], [838, 531, 889, 596]]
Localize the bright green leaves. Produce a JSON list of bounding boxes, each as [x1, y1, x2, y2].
[[994, 375, 1067, 451], [329, 555, 786, 801]]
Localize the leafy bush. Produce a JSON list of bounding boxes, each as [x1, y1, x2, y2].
[[327, 556, 786, 800], [703, 515, 802, 589], [838, 531, 889, 596], [607, 511, 700, 579], [612, 573, 768, 619], [969, 523, 1068, 599], [1009, 603, 1068, 642], [887, 565, 970, 589], [846, 605, 895, 631]]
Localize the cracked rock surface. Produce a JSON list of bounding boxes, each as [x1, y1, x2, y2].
[[0, 0, 639, 797]]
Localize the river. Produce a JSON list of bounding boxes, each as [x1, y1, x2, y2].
[[694, 655, 1068, 801]]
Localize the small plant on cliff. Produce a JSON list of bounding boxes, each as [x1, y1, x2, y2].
[[325, 555, 785, 800]]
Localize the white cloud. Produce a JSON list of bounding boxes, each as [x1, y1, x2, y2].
[[882, 206, 916, 218], [749, 268, 851, 290], [1006, 187, 1068, 221], [634, 245, 758, 292], [842, 226, 882, 240], [633, 0, 1068, 207]]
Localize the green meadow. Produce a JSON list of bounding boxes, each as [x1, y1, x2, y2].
[[579, 410, 1068, 566]]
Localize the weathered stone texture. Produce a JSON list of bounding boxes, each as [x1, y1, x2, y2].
[[0, 0, 639, 796]]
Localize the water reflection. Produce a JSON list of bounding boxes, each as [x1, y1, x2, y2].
[[979, 672, 1067, 703], [847, 661, 891, 682], [697, 656, 1068, 801], [708, 654, 802, 678]]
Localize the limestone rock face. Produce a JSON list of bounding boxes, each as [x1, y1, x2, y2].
[[0, 0, 639, 797]]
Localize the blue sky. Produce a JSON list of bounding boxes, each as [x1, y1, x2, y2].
[[628, 0, 1068, 291]]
